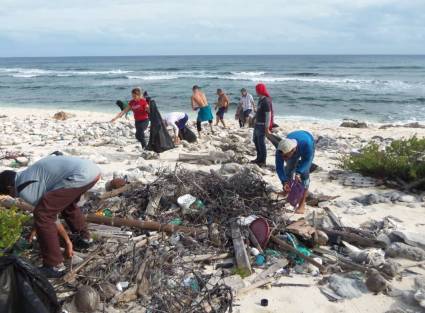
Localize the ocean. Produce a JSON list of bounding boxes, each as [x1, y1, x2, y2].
[[0, 55, 424, 122]]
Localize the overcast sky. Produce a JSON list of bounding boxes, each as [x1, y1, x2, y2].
[[0, 0, 424, 57]]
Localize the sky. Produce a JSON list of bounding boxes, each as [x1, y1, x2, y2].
[[0, 0, 424, 57]]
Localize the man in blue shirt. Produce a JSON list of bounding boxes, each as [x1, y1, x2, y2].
[[275, 130, 315, 214]]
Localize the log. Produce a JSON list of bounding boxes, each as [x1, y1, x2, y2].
[[231, 224, 252, 276], [86, 215, 204, 237], [248, 228, 264, 254], [63, 251, 98, 283], [270, 235, 326, 273], [321, 228, 387, 249]]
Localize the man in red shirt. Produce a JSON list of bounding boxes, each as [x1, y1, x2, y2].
[[111, 88, 150, 148]]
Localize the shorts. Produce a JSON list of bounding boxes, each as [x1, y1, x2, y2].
[[176, 114, 189, 130], [216, 107, 226, 119]]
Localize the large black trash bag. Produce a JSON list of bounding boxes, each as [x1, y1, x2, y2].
[[179, 126, 197, 143], [0, 256, 60, 313], [147, 100, 175, 153]]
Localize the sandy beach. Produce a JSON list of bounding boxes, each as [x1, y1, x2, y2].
[[1, 107, 425, 313]]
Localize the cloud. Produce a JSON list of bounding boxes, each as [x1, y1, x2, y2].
[[0, 0, 424, 56]]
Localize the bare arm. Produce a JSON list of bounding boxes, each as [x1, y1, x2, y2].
[[57, 222, 73, 257], [111, 106, 131, 122]]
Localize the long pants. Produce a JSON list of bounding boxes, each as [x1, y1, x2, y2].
[[34, 176, 100, 267], [240, 109, 252, 128], [135, 120, 149, 148], [196, 120, 212, 132], [253, 124, 267, 163]]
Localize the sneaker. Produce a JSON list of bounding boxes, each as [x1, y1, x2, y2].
[[39, 265, 66, 279], [73, 236, 93, 251]]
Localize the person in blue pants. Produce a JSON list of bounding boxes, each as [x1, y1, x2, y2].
[[275, 130, 315, 214]]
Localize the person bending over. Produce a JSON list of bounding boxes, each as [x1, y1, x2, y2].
[[191, 85, 214, 137], [0, 155, 101, 278], [163, 112, 189, 144], [115, 100, 130, 119], [275, 130, 315, 214], [215, 89, 229, 128], [112, 88, 150, 149]]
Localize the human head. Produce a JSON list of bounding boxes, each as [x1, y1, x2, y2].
[[216, 88, 223, 95], [131, 87, 142, 100], [0, 170, 17, 197], [241, 88, 247, 96], [255, 83, 270, 98], [192, 85, 200, 94], [277, 138, 298, 160]]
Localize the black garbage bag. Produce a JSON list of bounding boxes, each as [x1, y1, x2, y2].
[[179, 126, 197, 143], [147, 100, 175, 153], [0, 256, 60, 313]]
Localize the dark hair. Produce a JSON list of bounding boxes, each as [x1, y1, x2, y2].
[[217, 89, 222, 94], [116, 100, 124, 106], [143, 91, 149, 98], [241, 88, 247, 93], [192, 85, 200, 91], [131, 88, 141, 95], [0, 170, 17, 195]]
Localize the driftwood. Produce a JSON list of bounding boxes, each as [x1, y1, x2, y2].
[[249, 258, 289, 284], [271, 235, 326, 273], [231, 224, 252, 275], [236, 277, 274, 297], [323, 207, 343, 229], [86, 215, 205, 237], [321, 228, 387, 249], [98, 184, 134, 200], [182, 253, 231, 263], [63, 251, 99, 283]]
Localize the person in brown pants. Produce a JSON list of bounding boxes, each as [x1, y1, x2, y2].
[[0, 155, 101, 278]]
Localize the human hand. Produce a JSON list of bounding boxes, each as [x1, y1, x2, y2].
[[295, 174, 302, 183], [265, 128, 272, 137], [283, 182, 291, 194], [28, 228, 37, 243]]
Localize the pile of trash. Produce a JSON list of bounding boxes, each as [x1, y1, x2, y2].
[[5, 166, 425, 313]]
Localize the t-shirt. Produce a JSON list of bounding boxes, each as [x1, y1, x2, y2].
[[240, 94, 255, 111], [129, 98, 149, 121], [15, 156, 101, 206], [164, 112, 186, 132], [256, 96, 272, 124]]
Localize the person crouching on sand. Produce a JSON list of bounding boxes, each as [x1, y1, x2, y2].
[[111, 87, 150, 149], [251, 83, 272, 166], [275, 130, 315, 214], [0, 155, 101, 278], [215, 88, 229, 128], [163, 112, 189, 144], [191, 85, 214, 136]]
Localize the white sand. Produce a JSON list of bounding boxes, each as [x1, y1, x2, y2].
[[1, 107, 425, 313]]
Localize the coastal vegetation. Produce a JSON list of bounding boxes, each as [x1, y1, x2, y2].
[[0, 207, 29, 255], [342, 136, 425, 189]]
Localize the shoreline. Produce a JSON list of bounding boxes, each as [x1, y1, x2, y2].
[[0, 105, 419, 128]]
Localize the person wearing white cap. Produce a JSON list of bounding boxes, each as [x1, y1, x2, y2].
[[276, 130, 315, 214]]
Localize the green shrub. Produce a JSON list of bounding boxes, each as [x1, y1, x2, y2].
[[341, 136, 425, 186], [0, 207, 30, 255]]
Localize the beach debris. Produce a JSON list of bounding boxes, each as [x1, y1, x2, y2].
[[327, 273, 368, 299], [365, 269, 389, 294], [105, 178, 127, 192], [73, 286, 99, 313], [53, 111, 75, 121], [231, 223, 253, 276], [340, 119, 368, 128], [386, 242, 425, 261]]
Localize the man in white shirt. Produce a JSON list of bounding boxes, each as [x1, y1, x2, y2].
[[238, 88, 256, 127], [163, 112, 189, 144]]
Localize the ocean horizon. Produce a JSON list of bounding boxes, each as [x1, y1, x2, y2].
[[1, 55, 424, 123]]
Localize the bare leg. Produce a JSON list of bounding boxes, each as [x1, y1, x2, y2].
[[215, 116, 219, 126], [220, 119, 227, 128], [209, 122, 214, 134], [295, 189, 308, 214]]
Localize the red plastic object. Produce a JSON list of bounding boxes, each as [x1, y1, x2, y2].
[[249, 217, 271, 249]]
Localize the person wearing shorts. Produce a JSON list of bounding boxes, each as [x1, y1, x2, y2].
[[215, 88, 229, 128]]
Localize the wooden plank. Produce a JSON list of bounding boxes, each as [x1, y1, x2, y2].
[[182, 253, 231, 263], [231, 224, 252, 276], [323, 207, 343, 229], [99, 184, 133, 200], [321, 228, 387, 249], [249, 258, 288, 284]]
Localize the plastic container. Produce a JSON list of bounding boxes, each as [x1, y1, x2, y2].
[[177, 194, 204, 215]]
